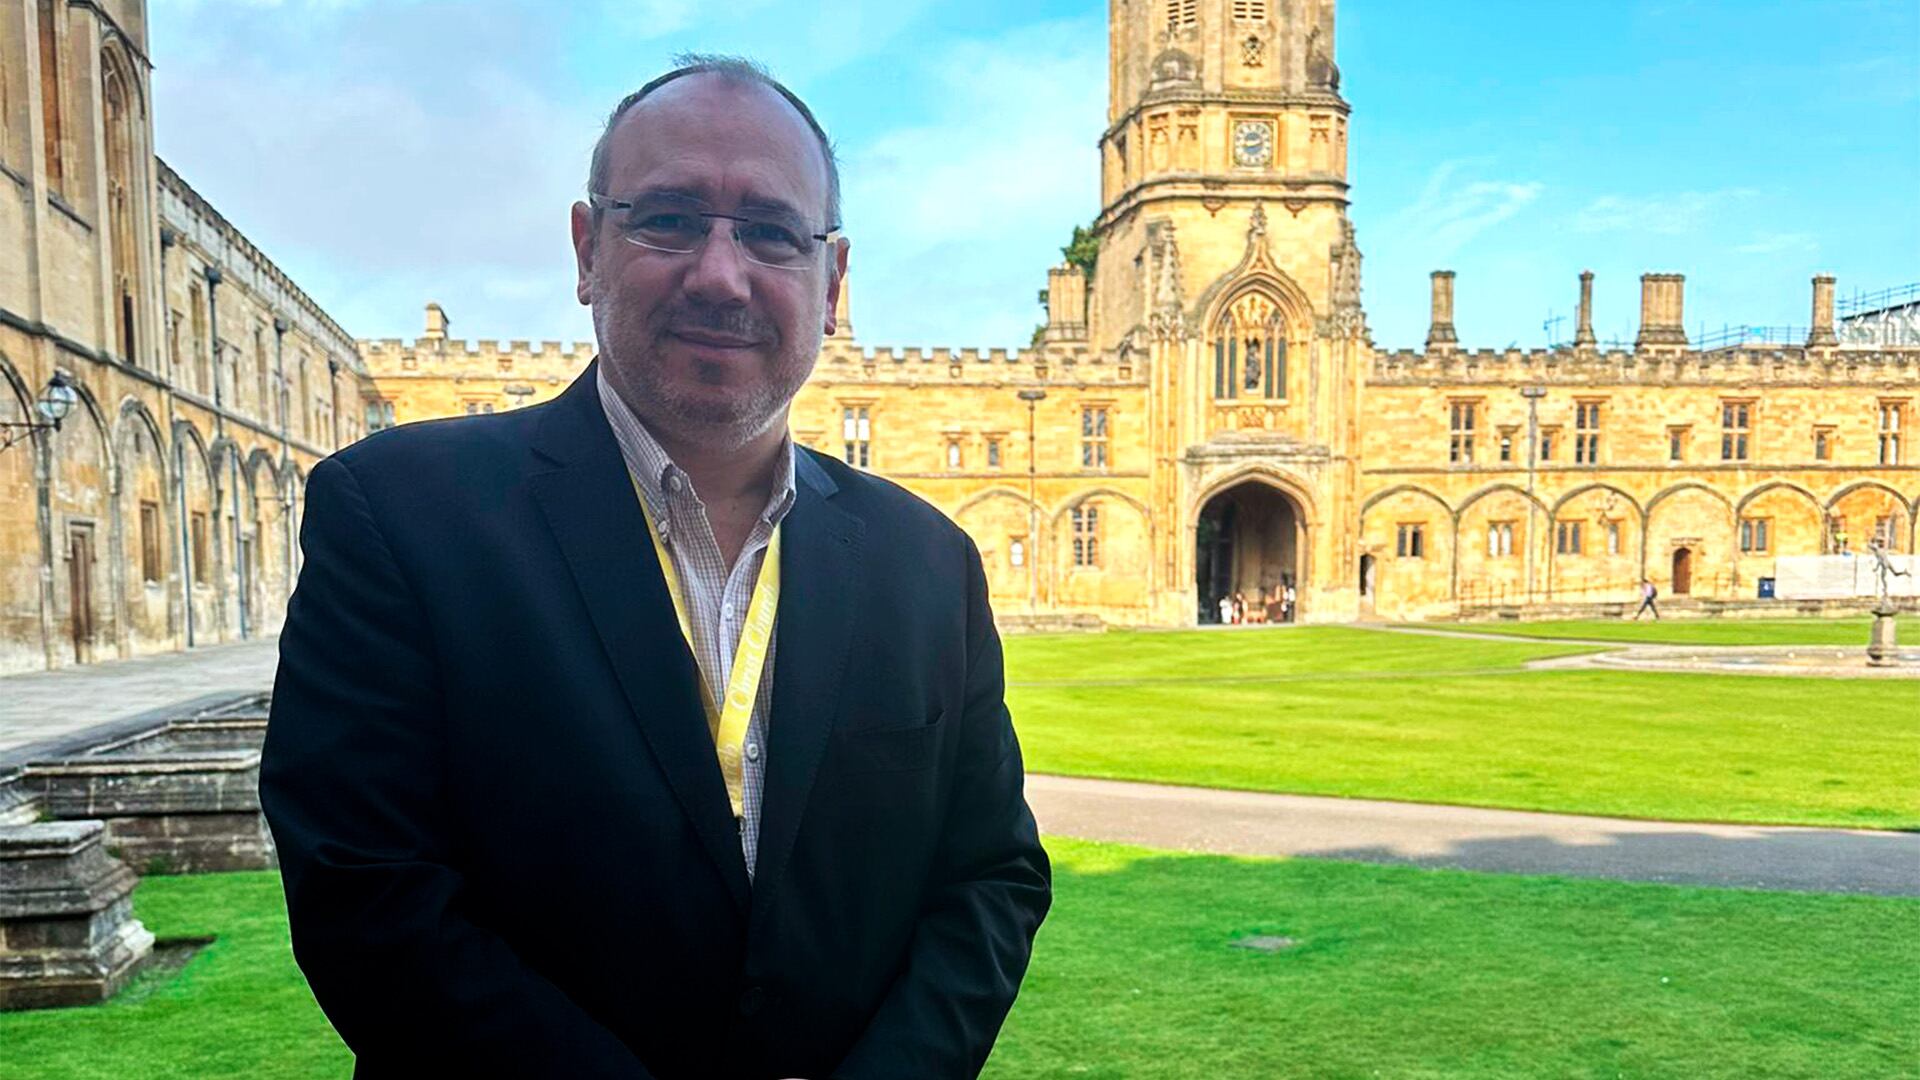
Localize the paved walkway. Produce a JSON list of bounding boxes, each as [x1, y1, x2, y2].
[[0, 639, 280, 765], [6, 638, 1912, 897], [1026, 774, 1920, 897]]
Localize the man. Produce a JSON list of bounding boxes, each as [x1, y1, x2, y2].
[[261, 56, 1051, 1079], [1633, 577, 1659, 620]]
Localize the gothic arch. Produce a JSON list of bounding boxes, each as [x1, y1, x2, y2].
[[953, 485, 1040, 517], [1456, 481, 1549, 518], [1358, 483, 1450, 525], [1549, 482, 1646, 527], [172, 420, 214, 491], [1049, 486, 1152, 528], [1646, 480, 1733, 515], [1194, 463, 1321, 526], [1736, 479, 1821, 516], [0, 354, 41, 671], [953, 486, 1047, 603], [115, 397, 168, 477], [100, 41, 147, 366], [0, 351, 31, 414], [1824, 479, 1909, 511]]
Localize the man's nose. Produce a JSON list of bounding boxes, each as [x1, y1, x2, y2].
[[681, 226, 753, 307]]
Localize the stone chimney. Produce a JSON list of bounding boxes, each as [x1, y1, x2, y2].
[[1042, 263, 1089, 343], [1425, 270, 1457, 350], [830, 269, 853, 339], [1807, 274, 1838, 348], [423, 302, 449, 341], [1574, 270, 1597, 347], [1634, 273, 1687, 349]]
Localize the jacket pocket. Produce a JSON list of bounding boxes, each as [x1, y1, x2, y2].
[[832, 713, 944, 775]]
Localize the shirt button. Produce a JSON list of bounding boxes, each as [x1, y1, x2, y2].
[[664, 472, 684, 494], [745, 742, 761, 762]]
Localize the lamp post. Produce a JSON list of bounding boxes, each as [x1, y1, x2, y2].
[[1, 372, 78, 452], [1520, 384, 1548, 604], [1017, 388, 1048, 616]]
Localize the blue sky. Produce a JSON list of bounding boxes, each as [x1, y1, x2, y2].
[[149, 0, 1919, 352]]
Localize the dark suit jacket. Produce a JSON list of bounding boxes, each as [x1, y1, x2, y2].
[[261, 361, 1051, 1079]]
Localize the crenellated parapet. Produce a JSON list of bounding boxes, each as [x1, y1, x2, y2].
[[811, 338, 1140, 386], [1370, 343, 1919, 387], [358, 332, 597, 382], [1384, 269, 1920, 386]]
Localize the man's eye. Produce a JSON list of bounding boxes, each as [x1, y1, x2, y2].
[[739, 221, 803, 249]]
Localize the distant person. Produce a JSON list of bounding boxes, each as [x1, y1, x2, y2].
[[1265, 584, 1285, 623], [1218, 593, 1234, 624], [1283, 578, 1297, 623], [1634, 578, 1660, 620]]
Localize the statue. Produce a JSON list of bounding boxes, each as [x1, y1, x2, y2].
[[1865, 540, 1909, 667]]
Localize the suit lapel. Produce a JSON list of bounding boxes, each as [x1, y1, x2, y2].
[[527, 365, 751, 913], [751, 452, 863, 927]]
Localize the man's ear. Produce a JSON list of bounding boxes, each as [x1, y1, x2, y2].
[[823, 236, 850, 336], [570, 201, 596, 306]]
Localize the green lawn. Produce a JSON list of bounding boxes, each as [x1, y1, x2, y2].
[[0, 873, 349, 1079], [5, 849, 1915, 1080], [1005, 628, 1920, 830], [988, 839, 1920, 1079], [1422, 616, 1917, 647]]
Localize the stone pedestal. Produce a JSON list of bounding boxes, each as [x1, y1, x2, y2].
[[1867, 608, 1900, 667], [28, 739, 272, 875], [0, 821, 154, 1010]]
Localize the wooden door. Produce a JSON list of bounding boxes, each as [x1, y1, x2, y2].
[[68, 525, 95, 663], [1671, 547, 1692, 596]]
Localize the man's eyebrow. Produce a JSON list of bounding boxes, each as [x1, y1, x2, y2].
[[626, 186, 807, 222]]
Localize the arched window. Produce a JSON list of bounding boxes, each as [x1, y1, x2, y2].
[[37, 0, 65, 193], [1212, 291, 1286, 400], [103, 48, 141, 363]]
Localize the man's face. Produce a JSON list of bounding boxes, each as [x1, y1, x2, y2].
[[571, 75, 847, 452]]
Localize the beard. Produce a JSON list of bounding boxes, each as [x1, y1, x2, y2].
[[591, 281, 822, 453]]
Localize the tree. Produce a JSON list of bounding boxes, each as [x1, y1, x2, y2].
[[1061, 224, 1100, 277]]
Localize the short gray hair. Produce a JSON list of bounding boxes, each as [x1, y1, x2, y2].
[[587, 54, 841, 228]]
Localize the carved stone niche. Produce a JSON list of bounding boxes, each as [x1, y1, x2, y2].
[[1149, 48, 1200, 90], [0, 821, 155, 1011]]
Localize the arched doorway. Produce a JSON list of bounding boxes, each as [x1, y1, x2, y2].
[[1358, 553, 1377, 613], [1671, 547, 1693, 596], [1196, 482, 1305, 623]]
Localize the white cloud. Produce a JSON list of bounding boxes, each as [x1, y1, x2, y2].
[[1375, 160, 1543, 260], [1734, 232, 1819, 256], [1571, 188, 1757, 235], [838, 17, 1106, 349]]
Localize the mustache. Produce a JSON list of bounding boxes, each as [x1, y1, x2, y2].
[[655, 302, 778, 345]]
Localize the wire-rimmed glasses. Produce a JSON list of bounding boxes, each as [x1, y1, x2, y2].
[[589, 192, 838, 271]]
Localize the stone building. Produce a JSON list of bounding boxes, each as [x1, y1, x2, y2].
[[366, 0, 1919, 626], [1, 0, 371, 674], [7, 0, 1914, 673]]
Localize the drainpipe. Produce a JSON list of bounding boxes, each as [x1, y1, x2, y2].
[[274, 316, 294, 609], [162, 229, 194, 648]]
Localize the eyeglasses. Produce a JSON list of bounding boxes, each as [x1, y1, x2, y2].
[[589, 192, 838, 271]]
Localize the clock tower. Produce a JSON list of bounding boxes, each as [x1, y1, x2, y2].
[[1092, 0, 1370, 623]]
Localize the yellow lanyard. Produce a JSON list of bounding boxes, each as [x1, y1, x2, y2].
[[631, 476, 782, 820]]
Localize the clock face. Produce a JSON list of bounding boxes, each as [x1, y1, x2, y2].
[[1233, 121, 1274, 168]]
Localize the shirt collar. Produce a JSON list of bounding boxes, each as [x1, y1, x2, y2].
[[596, 363, 798, 529]]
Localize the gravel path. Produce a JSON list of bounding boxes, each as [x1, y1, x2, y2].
[[1026, 773, 1920, 896]]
